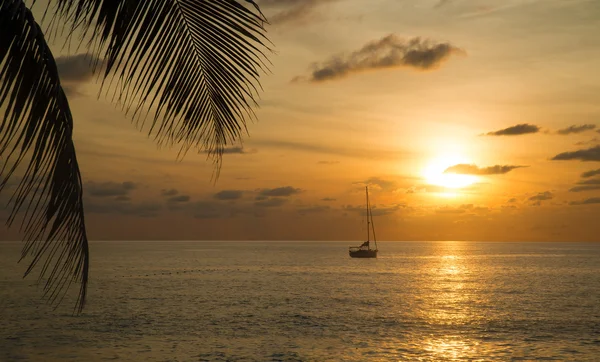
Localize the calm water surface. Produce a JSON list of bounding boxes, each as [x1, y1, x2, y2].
[[1, 241, 599, 361]]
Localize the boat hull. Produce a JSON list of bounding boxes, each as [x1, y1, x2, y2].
[[349, 249, 378, 258]]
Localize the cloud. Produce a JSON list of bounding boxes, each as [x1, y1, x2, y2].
[[569, 185, 600, 192], [436, 207, 466, 214], [444, 164, 526, 175], [200, 146, 255, 155], [297, 34, 464, 82], [321, 197, 336, 202], [557, 124, 596, 135], [296, 205, 331, 215], [254, 197, 287, 208], [575, 138, 598, 146], [187, 201, 237, 219], [317, 160, 340, 165], [168, 195, 191, 203], [258, 0, 338, 25], [56, 53, 104, 96], [355, 177, 399, 192], [582, 169, 600, 178], [56, 53, 103, 82], [259, 186, 302, 197], [569, 178, 600, 192], [86, 200, 161, 217], [484, 124, 540, 136], [529, 191, 553, 201], [161, 189, 179, 196], [551, 146, 600, 162], [344, 204, 402, 216], [254, 139, 408, 160], [86, 181, 136, 197], [214, 190, 244, 201], [569, 197, 600, 206]]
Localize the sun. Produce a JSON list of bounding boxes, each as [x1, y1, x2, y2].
[[423, 154, 478, 189]]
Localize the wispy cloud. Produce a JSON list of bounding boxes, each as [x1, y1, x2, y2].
[[160, 189, 179, 197], [569, 197, 600, 206], [484, 124, 540, 136], [551, 146, 600, 162], [582, 169, 600, 178], [557, 124, 596, 135], [444, 164, 526, 175], [200, 146, 255, 155], [569, 178, 600, 192], [254, 139, 408, 160], [259, 186, 302, 197], [529, 191, 553, 201], [294, 34, 464, 82], [86, 181, 136, 198], [214, 190, 244, 201], [258, 0, 338, 25], [56, 53, 104, 96]]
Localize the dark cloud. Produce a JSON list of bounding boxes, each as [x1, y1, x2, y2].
[[114, 195, 131, 202], [86, 181, 136, 197], [214, 190, 244, 201], [484, 124, 540, 136], [569, 185, 600, 192], [321, 197, 336, 202], [444, 164, 526, 175], [297, 34, 464, 82], [582, 169, 600, 178], [161, 189, 179, 196], [569, 197, 600, 206], [507, 198, 517, 203], [569, 178, 600, 192], [529, 191, 553, 201], [557, 124, 596, 135], [200, 146, 255, 155], [344, 204, 402, 216], [259, 186, 301, 197], [254, 198, 287, 208], [551, 146, 600, 162], [168, 195, 191, 203]]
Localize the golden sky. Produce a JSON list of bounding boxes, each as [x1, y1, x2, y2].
[[2, 0, 600, 241]]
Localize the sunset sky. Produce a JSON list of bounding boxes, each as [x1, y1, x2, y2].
[[2, 0, 600, 241]]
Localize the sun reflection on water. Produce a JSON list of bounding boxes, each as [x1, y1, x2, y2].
[[417, 242, 487, 360]]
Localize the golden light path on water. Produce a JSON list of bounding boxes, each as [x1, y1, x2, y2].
[[417, 242, 484, 360]]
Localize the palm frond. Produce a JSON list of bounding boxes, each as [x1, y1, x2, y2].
[[46, 0, 270, 166], [0, 0, 88, 313]]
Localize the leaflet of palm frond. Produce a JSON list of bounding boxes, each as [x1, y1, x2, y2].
[[0, 0, 89, 314], [45, 0, 270, 165]]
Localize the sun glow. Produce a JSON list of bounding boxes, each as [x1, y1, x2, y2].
[[423, 155, 478, 189]]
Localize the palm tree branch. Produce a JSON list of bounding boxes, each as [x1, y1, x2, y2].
[[46, 0, 270, 165], [0, 0, 89, 313]]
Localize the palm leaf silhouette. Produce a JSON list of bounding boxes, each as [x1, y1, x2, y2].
[[0, 0, 269, 312], [1, 0, 89, 313]]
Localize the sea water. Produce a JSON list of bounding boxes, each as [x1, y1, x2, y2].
[[1, 241, 599, 361]]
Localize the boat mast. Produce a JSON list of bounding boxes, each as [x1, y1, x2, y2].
[[366, 186, 370, 242], [366, 186, 378, 250]]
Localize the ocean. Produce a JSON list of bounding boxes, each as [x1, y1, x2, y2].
[[1, 241, 599, 361]]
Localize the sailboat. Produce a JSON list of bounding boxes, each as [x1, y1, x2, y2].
[[349, 186, 378, 258]]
